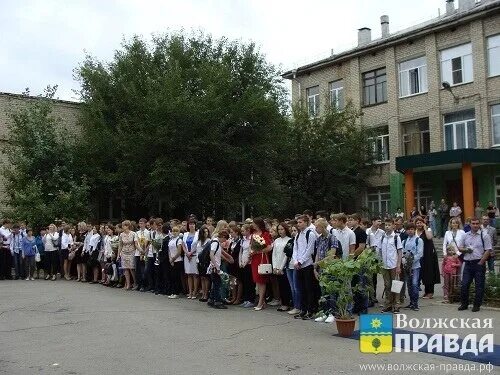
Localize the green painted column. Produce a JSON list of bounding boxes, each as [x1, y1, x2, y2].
[[390, 173, 404, 213]]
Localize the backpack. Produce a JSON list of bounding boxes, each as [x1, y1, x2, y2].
[[198, 240, 220, 270], [402, 237, 420, 272]]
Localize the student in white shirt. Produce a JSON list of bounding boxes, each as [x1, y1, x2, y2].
[[366, 217, 385, 304], [135, 218, 150, 291], [182, 219, 199, 299], [43, 224, 60, 281], [333, 214, 355, 259], [60, 225, 74, 281], [167, 226, 183, 299], [238, 224, 255, 308], [0, 219, 13, 280], [376, 218, 403, 313], [208, 230, 233, 309], [272, 223, 292, 312], [292, 215, 318, 320]]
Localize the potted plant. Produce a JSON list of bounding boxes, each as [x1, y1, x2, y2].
[[319, 248, 380, 337]]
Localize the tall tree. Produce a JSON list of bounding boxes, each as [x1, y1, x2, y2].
[[1, 86, 90, 229], [281, 104, 374, 214], [75, 32, 288, 220]]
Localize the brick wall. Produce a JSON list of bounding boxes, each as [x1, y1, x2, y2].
[[290, 10, 500, 206]]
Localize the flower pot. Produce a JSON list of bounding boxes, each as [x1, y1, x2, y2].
[[335, 318, 356, 337]]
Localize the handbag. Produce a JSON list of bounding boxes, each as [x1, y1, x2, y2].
[[68, 250, 76, 261], [257, 252, 272, 275], [35, 249, 41, 263]]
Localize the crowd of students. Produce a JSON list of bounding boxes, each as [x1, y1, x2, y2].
[[0, 209, 496, 318]]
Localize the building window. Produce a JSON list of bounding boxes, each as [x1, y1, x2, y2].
[[367, 187, 391, 218], [363, 68, 387, 106], [402, 118, 430, 156], [487, 34, 500, 77], [399, 56, 428, 97], [440, 43, 473, 86], [444, 109, 476, 150], [369, 126, 390, 163], [492, 104, 500, 147], [307, 86, 320, 117], [414, 183, 433, 210], [329, 80, 344, 110]]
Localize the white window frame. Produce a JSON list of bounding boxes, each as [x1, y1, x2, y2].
[[369, 133, 390, 164], [366, 187, 391, 218], [307, 86, 320, 118], [487, 34, 500, 77], [443, 111, 476, 150], [415, 184, 432, 210], [399, 57, 428, 97], [440, 43, 473, 86], [492, 104, 500, 147], [329, 80, 344, 110]]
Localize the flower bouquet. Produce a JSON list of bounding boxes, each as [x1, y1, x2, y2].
[[151, 237, 164, 252], [250, 234, 266, 252], [110, 237, 119, 253]]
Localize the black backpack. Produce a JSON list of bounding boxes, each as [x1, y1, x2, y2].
[[198, 240, 220, 270]]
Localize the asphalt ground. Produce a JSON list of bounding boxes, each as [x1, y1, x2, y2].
[[0, 279, 498, 375]]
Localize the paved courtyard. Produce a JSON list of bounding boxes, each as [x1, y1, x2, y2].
[[0, 280, 498, 375]]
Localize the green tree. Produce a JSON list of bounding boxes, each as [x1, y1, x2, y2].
[[75, 32, 288, 220], [280, 103, 374, 213], [1, 86, 90, 229]]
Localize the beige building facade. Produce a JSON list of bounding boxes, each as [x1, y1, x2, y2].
[[284, 0, 500, 219]]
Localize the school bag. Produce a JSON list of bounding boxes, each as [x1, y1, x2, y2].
[[198, 240, 220, 270]]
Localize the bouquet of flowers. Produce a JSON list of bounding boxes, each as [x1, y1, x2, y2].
[[110, 237, 119, 253], [151, 236, 164, 252], [251, 235, 266, 252]]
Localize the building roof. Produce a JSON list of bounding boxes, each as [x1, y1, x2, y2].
[[282, 0, 500, 79], [0, 91, 81, 106], [395, 149, 500, 173]]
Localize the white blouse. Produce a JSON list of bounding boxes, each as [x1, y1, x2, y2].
[[272, 236, 291, 271], [443, 229, 466, 256], [168, 236, 183, 262], [43, 232, 59, 252]]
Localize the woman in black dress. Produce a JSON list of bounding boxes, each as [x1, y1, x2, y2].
[[415, 216, 440, 299]]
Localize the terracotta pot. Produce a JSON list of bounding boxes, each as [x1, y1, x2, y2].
[[335, 318, 356, 337]]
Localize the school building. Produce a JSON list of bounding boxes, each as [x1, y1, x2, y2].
[[283, 0, 500, 220]]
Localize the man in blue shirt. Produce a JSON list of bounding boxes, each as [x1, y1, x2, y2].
[[401, 223, 423, 311]]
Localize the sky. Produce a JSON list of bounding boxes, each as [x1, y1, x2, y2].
[[0, 0, 451, 101]]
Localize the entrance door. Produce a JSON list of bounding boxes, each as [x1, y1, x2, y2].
[[446, 179, 478, 215]]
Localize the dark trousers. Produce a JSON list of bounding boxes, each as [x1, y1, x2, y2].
[[296, 265, 317, 314], [168, 261, 182, 295], [0, 247, 12, 279], [155, 260, 169, 294], [134, 256, 145, 287], [277, 273, 292, 306], [241, 265, 255, 302], [210, 272, 222, 303], [25, 256, 36, 278], [12, 252, 24, 279], [440, 216, 449, 237], [352, 273, 369, 314], [370, 273, 378, 303], [460, 260, 486, 307], [143, 256, 155, 290], [424, 283, 435, 294], [46, 251, 59, 276]]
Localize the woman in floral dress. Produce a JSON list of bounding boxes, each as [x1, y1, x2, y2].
[[117, 220, 139, 290]]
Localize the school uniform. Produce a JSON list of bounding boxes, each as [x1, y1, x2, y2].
[[376, 231, 403, 311]]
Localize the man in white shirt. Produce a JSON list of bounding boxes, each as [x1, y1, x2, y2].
[[135, 218, 151, 291], [0, 219, 12, 280], [376, 218, 403, 313], [292, 215, 317, 320], [366, 217, 385, 305], [333, 214, 355, 259]]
